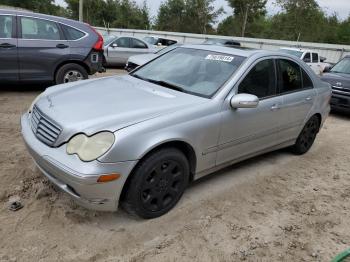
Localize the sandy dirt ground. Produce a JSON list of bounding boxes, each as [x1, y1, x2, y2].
[[0, 69, 350, 262]]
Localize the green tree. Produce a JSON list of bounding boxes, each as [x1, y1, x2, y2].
[[156, 0, 222, 34], [155, 0, 187, 32], [0, 0, 66, 16], [65, 0, 150, 29], [224, 0, 267, 37]]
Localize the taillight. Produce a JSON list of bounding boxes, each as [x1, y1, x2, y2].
[[87, 23, 104, 51]]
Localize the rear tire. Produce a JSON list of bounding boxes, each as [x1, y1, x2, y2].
[[55, 63, 88, 84], [122, 148, 189, 219], [292, 115, 320, 155]]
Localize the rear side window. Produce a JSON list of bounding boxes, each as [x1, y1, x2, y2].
[[0, 15, 13, 38], [302, 70, 314, 89], [131, 39, 147, 49], [277, 59, 303, 93], [238, 59, 276, 98], [62, 25, 85, 40], [312, 53, 318, 63], [21, 17, 60, 40], [114, 37, 130, 48]]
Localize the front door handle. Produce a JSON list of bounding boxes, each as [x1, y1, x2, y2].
[[0, 43, 16, 48], [56, 44, 69, 49], [305, 97, 312, 101], [270, 104, 280, 111]]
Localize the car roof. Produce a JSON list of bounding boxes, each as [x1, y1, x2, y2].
[[181, 44, 277, 58], [281, 47, 313, 53]]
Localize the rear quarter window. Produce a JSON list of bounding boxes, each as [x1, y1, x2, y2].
[[62, 25, 86, 40]]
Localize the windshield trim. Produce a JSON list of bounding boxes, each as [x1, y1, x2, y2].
[[130, 47, 247, 99]]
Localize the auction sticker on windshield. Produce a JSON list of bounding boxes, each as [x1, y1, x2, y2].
[[205, 54, 234, 62]]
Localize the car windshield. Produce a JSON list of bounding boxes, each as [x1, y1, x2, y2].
[[104, 36, 117, 46], [143, 36, 157, 45], [279, 49, 303, 58], [131, 47, 246, 98], [331, 58, 350, 74]]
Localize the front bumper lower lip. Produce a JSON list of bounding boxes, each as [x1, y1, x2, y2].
[[21, 113, 137, 211]]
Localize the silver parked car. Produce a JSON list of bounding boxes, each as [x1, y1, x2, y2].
[[103, 36, 156, 66], [126, 43, 182, 71], [21, 45, 331, 219]]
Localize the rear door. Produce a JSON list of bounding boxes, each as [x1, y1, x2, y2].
[[0, 14, 18, 81], [276, 58, 317, 142], [17, 16, 69, 81]]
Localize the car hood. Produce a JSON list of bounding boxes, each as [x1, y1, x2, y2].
[[321, 72, 350, 88], [35, 75, 206, 143], [128, 53, 159, 66]]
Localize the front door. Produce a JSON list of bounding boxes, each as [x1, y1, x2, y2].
[[17, 16, 70, 81], [106, 37, 131, 65], [216, 59, 284, 166], [0, 14, 18, 82]]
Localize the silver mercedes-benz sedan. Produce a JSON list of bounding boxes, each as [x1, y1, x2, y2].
[[21, 45, 331, 219]]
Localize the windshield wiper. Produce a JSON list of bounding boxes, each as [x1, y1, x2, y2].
[[146, 79, 185, 92], [131, 73, 185, 93]]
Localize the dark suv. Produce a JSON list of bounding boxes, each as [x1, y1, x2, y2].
[[0, 9, 104, 84], [321, 56, 350, 113]]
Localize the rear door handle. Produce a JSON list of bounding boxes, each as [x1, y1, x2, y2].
[[0, 43, 16, 48], [56, 44, 69, 49], [270, 104, 280, 111], [305, 97, 312, 101]]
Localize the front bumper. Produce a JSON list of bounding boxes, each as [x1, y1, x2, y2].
[[21, 113, 137, 211], [331, 90, 350, 113]]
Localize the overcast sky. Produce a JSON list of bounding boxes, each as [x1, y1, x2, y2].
[[55, 0, 350, 21]]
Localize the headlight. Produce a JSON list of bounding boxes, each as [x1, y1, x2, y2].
[[29, 93, 44, 113], [66, 132, 115, 162]]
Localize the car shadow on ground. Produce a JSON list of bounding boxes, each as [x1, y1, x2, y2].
[[0, 82, 51, 92], [330, 110, 350, 120]]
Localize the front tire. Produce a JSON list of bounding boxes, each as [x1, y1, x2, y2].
[[122, 148, 190, 219], [292, 115, 320, 155], [55, 63, 88, 84]]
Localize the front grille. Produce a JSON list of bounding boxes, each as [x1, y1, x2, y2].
[[30, 105, 62, 147], [332, 86, 350, 96]]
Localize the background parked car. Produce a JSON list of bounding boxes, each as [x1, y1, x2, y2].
[[125, 43, 182, 71], [103, 36, 157, 67], [279, 48, 332, 75], [321, 55, 350, 113], [203, 38, 241, 48], [0, 9, 104, 84], [143, 36, 177, 47]]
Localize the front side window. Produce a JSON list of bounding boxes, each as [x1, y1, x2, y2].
[[21, 17, 60, 40], [0, 15, 12, 38], [114, 37, 130, 48], [238, 59, 276, 98], [132, 48, 245, 98], [303, 53, 311, 63], [132, 39, 147, 49], [277, 59, 303, 93], [312, 53, 319, 63]]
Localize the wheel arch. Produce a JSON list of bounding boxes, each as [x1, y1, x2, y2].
[[54, 60, 90, 80], [119, 140, 197, 202]]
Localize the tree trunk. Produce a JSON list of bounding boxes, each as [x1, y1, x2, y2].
[[241, 5, 249, 37]]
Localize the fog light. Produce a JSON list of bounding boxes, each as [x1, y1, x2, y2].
[[97, 173, 120, 183]]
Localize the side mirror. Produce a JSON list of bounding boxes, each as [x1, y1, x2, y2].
[[111, 43, 118, 48], [323, 66, 332, 73], [230, 94, 259, 109]]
